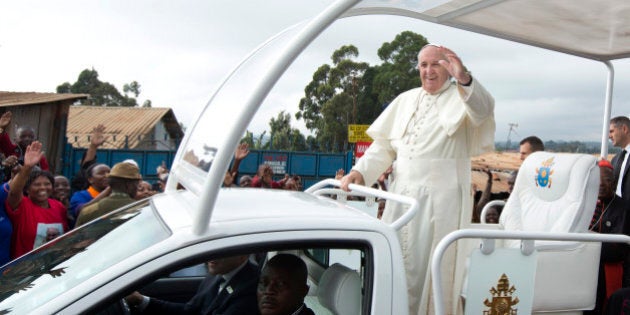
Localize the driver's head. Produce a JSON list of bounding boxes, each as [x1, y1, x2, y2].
[[206, 255, 248, 275]]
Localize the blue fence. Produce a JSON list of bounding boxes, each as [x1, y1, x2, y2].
[[62, 144, 177, 184], [235, 150, 353, 188], [62, 144, 353, 189]]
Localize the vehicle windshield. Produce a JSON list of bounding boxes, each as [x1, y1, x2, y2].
[[171, 20, 308, 196], [0, 200, 170, 314]]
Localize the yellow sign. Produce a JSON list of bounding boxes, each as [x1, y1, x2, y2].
[[348, 124, 372, 143]]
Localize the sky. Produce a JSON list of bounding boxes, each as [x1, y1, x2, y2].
[[2, 0, 630, 145]]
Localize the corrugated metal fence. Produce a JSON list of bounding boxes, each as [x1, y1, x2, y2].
[[62, 144, 353, 189]]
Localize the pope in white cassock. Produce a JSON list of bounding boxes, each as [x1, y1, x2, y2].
[[341, 44, 495, 315]]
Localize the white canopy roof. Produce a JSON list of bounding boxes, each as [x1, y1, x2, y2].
[[351, 0, 630, 61]]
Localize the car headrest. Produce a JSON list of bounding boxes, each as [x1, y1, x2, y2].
[[317, 263, 361, 315]]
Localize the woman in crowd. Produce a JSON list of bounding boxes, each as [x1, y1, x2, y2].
[[5, 141, 68, 258], [69, 163, 110, 219]]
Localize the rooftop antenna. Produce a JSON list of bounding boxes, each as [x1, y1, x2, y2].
[[506, 123, 519, 150]]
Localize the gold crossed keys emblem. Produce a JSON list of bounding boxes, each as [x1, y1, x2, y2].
[[483, 273, 519, 315]]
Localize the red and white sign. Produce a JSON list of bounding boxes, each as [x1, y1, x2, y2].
[[355, 141, 372, 158]]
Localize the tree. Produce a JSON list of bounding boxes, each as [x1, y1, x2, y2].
[[355, 66, 381, 124], [305, 135, 320, 151], [123, 81, 141, 98], [56, 82, 72, 93], [296, 45, 369, 152], [57, 68, 138, 107], [268, 111, 306, 151], [240, 130, 267, 150], [372, 31, 428, 105]]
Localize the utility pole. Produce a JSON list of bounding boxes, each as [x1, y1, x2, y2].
[[352, 76, 357, 124], [506, 123, 519, 151]]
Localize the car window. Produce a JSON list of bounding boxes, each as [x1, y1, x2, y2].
[[305, 248, 363, 271], [0, 200, 169, 314], [305, 248, 329, 267], [119, 242, 369, 315], [169, 263, 209, 278]]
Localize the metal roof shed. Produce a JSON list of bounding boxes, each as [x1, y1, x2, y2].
[[0, 91, 88, 173]]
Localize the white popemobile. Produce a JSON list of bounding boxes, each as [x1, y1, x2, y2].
[[1, 1, 630, 315]]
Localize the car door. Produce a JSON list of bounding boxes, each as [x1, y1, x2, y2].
[[59, 230, 399, 315]]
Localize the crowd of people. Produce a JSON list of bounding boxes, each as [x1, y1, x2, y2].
[[0, 115, 160, 266], [222, 142, 303, 191]]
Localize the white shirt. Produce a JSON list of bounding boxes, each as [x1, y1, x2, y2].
[[615, 144, 630, 197]]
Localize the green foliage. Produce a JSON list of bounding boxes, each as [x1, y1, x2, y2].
[[268, 111, 307, 151], [57, 68, 144, 107], [123, 81, 141, 98], [56, 82, 72, 93], [296, 45, 369, 152], [240, 130, 267, 150], [355, 66, 380, 124], [372, 31, 428, 104], [305, 135, 320, 151]]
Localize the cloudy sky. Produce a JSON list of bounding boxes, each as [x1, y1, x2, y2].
[[2, 0, 630, 145]]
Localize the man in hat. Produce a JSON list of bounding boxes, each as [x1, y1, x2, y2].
[[75, 162, 142, 226]]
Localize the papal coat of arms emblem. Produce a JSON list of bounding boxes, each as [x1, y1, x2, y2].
[[535, 157, 555, 188], [483, 273, 519, 315]]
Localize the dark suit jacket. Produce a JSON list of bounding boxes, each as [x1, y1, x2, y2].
[[297, 305, 315, 315], [612, 151, 630, 200], [611, 151, 630, 287], [144, 262, 260, 315]]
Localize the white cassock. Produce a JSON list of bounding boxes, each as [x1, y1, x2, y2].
[[353, 78, 495, 315]]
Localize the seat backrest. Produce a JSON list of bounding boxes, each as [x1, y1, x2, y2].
[[500, 152, 599, 238], [317, 263, 361, 315]]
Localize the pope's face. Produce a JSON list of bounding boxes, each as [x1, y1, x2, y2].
[[418, 46, 450, 94]]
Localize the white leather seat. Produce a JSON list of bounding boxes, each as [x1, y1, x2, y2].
[[317, 263, 361, 315], [501, 152, 598, 242], [464, 152, 601, 314], [506, 152, 600, 312]]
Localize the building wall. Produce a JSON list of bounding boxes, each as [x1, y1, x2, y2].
[[152, 121, 176, 151]]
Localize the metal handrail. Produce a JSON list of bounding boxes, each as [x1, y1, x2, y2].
[[479, 200, 506, 223], [306, 179, 419, 230]]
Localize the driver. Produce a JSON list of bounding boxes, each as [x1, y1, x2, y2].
[[125, 255, 259, 314]]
